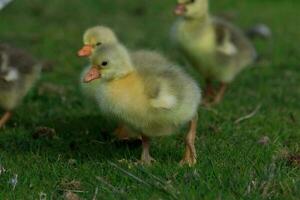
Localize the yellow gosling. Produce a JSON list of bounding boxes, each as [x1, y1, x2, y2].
[[81, 44, 201, 166]]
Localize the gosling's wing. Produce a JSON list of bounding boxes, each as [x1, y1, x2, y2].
[[132, 50, 185, 109], [213, 17, 257, 62], [139, 65, 184, 110], [214, 18, 238, 56], [148, 80, 178, 109]]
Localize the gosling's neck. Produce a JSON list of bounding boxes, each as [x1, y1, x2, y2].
[[182, 13, 211, 29], [108, 67, 137, 83]]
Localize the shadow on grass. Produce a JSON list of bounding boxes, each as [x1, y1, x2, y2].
[[0, 114, 142, 162]]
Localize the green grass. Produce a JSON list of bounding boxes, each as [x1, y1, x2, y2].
[[0, 0, 299, 199]]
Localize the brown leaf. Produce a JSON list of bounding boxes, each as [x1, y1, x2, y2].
[[32, 127, 56, 139], [64, 191, 81, 200], [60, 180, 81, 190], [288, 155, 300, 167], [258, 136, 270, 146]]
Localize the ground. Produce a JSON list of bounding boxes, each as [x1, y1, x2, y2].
[[0, 0, 299, 199]]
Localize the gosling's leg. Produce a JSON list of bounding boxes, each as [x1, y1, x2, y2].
[[180, 117, 197, 166], [211, 83, 228, 105], [204, 79, 215, 98], [203, 79, 215, 105], [0, 111, 12, 128], [115, 124, 142, 141], [115, 124, 130, 140], [140, 135, 155, 165]]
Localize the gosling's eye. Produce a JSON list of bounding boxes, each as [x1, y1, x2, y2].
[[96, 42, 102, 46], [101, 61, 108, 66]]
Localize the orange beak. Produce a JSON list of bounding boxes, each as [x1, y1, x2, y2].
[[174, 4, 186, 15], [83, 66, 101, 83], [78, 45, 93, 57]]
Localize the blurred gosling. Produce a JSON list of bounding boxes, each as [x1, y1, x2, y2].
[[0, 44, 41, 128], [172, 0, 256, 105]]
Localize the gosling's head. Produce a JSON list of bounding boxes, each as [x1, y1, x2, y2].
[[78, 26, 119, 57], [83, 45, 134, 83], [174, 0, 208, 19]]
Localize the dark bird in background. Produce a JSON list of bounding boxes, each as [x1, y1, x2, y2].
[[0, 44, 41, 128]]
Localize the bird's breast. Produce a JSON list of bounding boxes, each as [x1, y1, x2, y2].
[[100, 73, 149, 115]]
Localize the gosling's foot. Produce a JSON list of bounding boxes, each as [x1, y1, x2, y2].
[[140, 154, 156, 165], [179, 155, 196, 167], [0, 111, 12, 129]]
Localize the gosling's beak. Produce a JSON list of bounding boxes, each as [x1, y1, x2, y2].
[[83, 66, 101, 83], [78, 45, 93, 57], [174, 4, 186, 15]]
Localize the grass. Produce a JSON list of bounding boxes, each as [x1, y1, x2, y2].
[[0, 0, 299, 199]]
